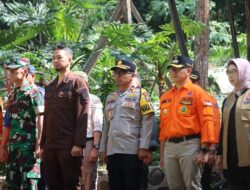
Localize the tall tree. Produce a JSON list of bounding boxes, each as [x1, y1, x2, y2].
[[167, 0, 188, 57], [194, 0, 210, 88], [226, 0, 240, 58], [247, 0, 250, 61]]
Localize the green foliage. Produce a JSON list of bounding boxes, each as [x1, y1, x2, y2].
[[0, 26, 41, 50], [1, 1, 48, 26], [51, 5, 80, 42], [0, 1, 48, 49], [101, 23, 138, 53], [207, 75, 221, 95], [180, 16, 205, 37], [209, 21, 231, 45]]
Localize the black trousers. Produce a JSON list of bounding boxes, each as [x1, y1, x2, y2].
[[201, 164, 212, 190], [107, 154, 143, 190], [43, 148, 82, 190]]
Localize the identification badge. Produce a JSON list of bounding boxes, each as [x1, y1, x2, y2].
[[180, 97, 192, 105]]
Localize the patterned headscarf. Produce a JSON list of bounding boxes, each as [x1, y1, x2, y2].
[[227, 58, 250, 91]]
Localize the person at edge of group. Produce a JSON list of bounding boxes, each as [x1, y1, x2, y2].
[[40, 45, 90, 190], [215, 58, 250, 190], [73, 71, 103, 190], [99, 59, 154, 190], [130, 74, 159, 190], [27, 64, 47, 190], [190, 70, 221, 190], [0, 97, 3, 139], [159, 55, 217, 190], [0, 58, 44, 189]]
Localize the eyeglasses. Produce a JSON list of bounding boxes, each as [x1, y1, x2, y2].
[[226, 68, 238, 75], [168, 67, 186, 73], [113, 70, 132, 76]]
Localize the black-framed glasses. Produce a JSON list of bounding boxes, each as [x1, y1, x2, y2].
[[226, 68, 238, 75], [168, 67, 186, 73], [113, 70, 132, 76]]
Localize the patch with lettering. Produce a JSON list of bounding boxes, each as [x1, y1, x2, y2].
[[122, 101, 135, 108], [125, 97, 137, 102], [128, 93, 137, 98], [142, 91, 151, 102], [77, 88, 88, 104], [140, 88, 154, 115], [180, 97, 193, 105]]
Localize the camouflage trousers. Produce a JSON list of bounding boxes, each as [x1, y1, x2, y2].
[[6, 148, 37, 190]]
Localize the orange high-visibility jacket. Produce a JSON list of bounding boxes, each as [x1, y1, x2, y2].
[[209, 95, 221, 143], [159, 80, 216, 144]]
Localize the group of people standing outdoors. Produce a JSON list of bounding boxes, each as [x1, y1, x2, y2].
[[0, 45, 249, 190]]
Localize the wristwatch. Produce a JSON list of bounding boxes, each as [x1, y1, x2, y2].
[[92, 144, 100, 149]]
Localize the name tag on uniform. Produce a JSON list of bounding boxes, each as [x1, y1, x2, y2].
[[180, 97, 192, 105]]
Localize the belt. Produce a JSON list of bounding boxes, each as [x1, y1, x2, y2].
[[168, 134, 200, 143], [86, 137, 94, 141]]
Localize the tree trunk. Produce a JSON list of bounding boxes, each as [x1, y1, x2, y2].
[[167, 0, 189, 57], [226, 0, 240, 58], [246, 0, 250, 61], [194, 0, 210, 88]]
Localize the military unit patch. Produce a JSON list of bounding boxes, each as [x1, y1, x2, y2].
[[180, 106, 188, 113]]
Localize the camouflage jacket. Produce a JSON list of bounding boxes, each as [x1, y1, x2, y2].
[[8, 82, 44, 150]]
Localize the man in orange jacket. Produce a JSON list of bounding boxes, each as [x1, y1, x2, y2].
[[159, 56, 217, 190], [190, 70, 221, 190]]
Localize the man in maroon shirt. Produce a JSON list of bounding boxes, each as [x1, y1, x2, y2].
[[40, 45, 89, 190]]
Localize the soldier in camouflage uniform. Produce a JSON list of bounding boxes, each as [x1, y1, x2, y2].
[[0, 58, 44, 189]]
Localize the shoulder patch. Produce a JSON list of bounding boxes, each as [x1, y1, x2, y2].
[[140, 88, 154, 115], [77, 88, 89, 104], [203, 100, 212, 106]]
